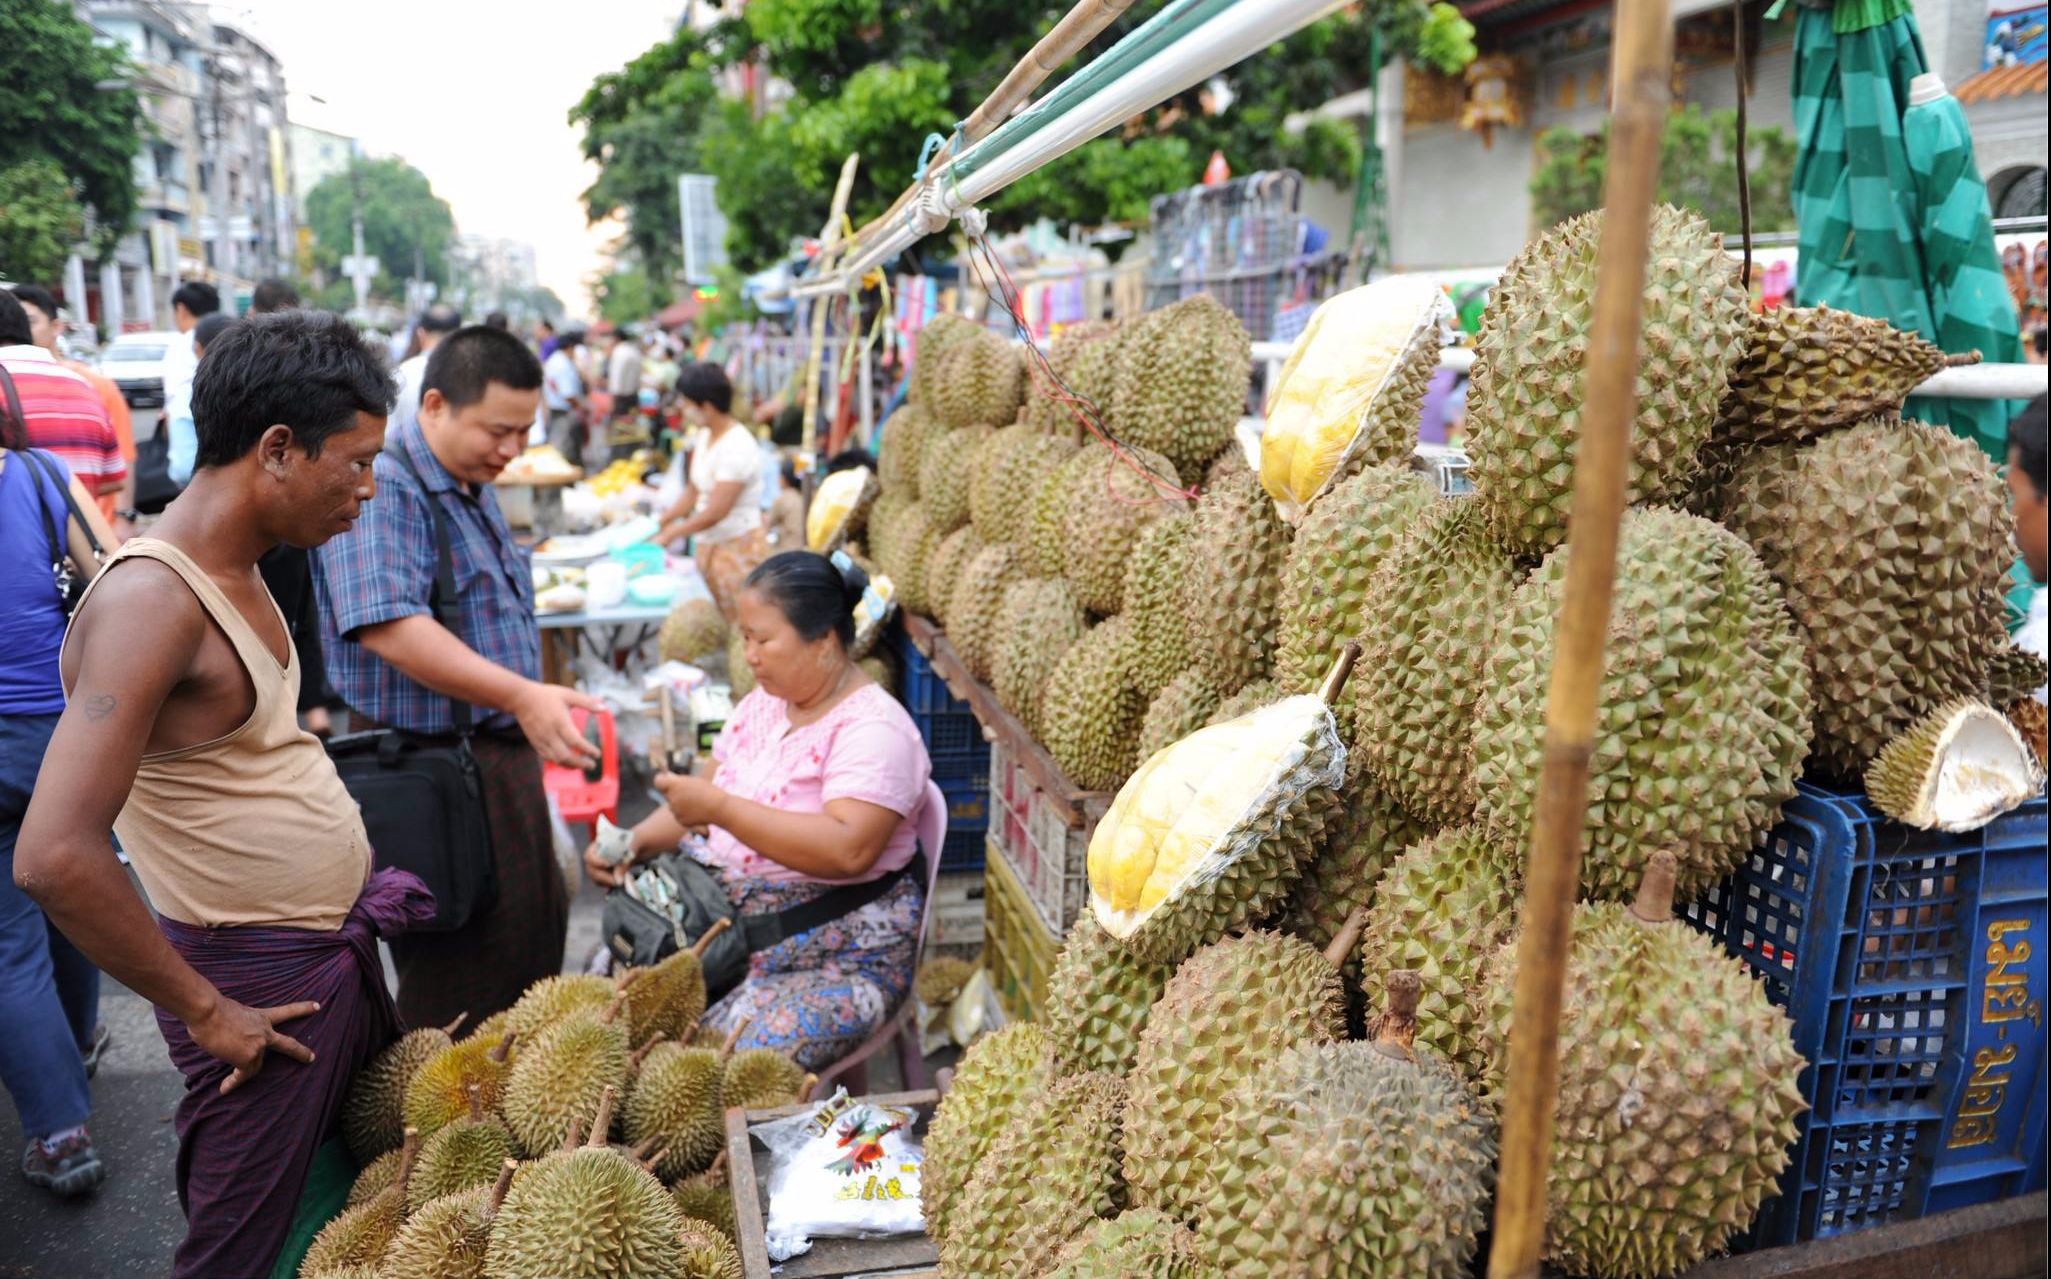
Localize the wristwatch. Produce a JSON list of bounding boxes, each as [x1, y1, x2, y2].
[[116, 507, 141, 522]]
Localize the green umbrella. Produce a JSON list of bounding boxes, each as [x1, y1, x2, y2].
[[1789, 0, 2025, 461]]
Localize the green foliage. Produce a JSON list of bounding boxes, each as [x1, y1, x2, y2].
[[0, 0, 141, 249], [0, 160, 88, 283], [591, 263, 668, 326], [1414, 4, 1480, 76], [302, 157, 457, 300], [1530, 105, 1796, 234], [996, 135, 1196, 228]]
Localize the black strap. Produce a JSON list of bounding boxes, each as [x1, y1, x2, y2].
[[389, 443, 474, 736], [738, 847, 925, 950], [21, 446, 104, 564]]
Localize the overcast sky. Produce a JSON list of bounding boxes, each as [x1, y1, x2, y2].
[[215, 0, 684, 315]]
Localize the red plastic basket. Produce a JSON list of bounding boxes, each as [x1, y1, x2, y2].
[[541, 705, 620, 836]]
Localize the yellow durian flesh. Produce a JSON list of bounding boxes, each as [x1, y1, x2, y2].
[[806, 466, 875, 552]]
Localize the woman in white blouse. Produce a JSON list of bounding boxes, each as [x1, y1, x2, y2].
[[654, 362, 770, 620]]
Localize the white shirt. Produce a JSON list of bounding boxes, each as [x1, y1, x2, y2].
[[542, 349, 583, 412], [688, 424, 764, 545], [387, 352, 429, 440], [607, 342, 642, 397]]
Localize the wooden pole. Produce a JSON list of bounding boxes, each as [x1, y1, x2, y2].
[[1484, 0, 1674, 1275], [801, 153, 862, 456]]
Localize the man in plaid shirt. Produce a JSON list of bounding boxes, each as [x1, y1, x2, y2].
[[313, 326, 601, 1026]]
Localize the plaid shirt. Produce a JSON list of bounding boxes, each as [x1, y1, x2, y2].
[[312, 420, 538, 733]]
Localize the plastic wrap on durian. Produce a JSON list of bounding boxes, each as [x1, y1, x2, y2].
[[848, 572, 896, 661], [806, 466, 879, 553], [1259, 277, 1446, 523], [1088, 695, 1345, 964]]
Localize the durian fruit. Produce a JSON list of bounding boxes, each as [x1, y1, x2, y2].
[[300, 1128, 419, 1277], [483, 1089, 688, 1279], [1086, 654, 1353, 965], [502, 998, 631, 1158], [805, 466, 877, 553], [978, 430, 1077, 549], [1472, 506, 1811, 902], [939, 1071, 1127, 1279], [1022, 448, 1093, 577], [1466, 204, 1748, 556], [1477, 853, 1807, 1279], [1136, 670, 1220, 763], [408, 1083, 519, 1211], [403, 1032, 516, 1139], [502, 974, 615, 1047], [921, 1022, 1052, 1244], [345, 1144, 405, 1208], [918, 426, 990, 534], [1200, 972, 1496, 1279], [966, 423, 1027, 542], [878, 405, 936, 495], [623, 1022, 744, 1181], [914, 955, 978, 1009], [1260, 274, 1445, 520], [1108, 294, 1252, 480], [1062, 443, 1190, 615], [1206, 678, 1278, 726], [1281, 776, 1433, 982], [725, 629, 756, 699], [722, 1046, 809, 1110], [858, 651, 896, 695], [1042, 913, 1177, 1078], [1025, 319, 1119, 436], [1067, 320, 1127, 423], [1353, 498, 1522, 824], [932, 327, 1024, 429], [1984, 645, 2049, 706], [671, 1154, 737, 1241], [1041, 1208, 1203, 1279], [1864, 699, 2045, 831], [884, 504, 944, 617], [1121, 926, 1353, 1224], [1272, 464, 1435, 706], [946, 543, 1018, 682], [992, 577, 1086, 738], [2011, 697, 2049, 767], [343, 1017, 462, 1162], [1123, 515, 1196, 698], [922, 525, 983, 629], [674, 1218, 743, 1279], [1713, 417, 2011, 778], [617, 919, 728, 1050], [1716, 305, 1952, 445], [379, 1159, 516, 1279], [459, 1008, 513, 1052], [1357, 826, 1522, 1086], [1041, 615, 1151, 793], [1175, 465, 1286, 694], [660, 598, 730, 666], [910, 315, 979, 407]]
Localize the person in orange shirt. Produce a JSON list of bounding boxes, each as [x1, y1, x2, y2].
[[13, 285, 134, 537]]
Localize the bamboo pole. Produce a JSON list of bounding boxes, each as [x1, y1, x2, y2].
[[801, 153, 863, 456], [1484, 0, 1675, 1275]]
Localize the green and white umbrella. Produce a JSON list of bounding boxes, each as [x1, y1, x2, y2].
[[1789, 0, 2025, 460]]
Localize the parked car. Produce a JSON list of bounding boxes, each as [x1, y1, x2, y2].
[[98, 330, 180, 413]]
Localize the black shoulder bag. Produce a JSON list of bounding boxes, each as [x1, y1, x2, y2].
[[2, 366, 106, 615], [326, 450, 498, 931], [604, 843, 926, 1001]]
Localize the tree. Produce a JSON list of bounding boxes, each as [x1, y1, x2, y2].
[[1530, 105, 1797, 234], [0, 0, 141, 252], [302, 157, 457, 300], [0, 159, 88, 283]]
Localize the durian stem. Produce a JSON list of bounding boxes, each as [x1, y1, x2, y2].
[[394, 1127, 421, 1199], [689, 916, 734, 959], [440, 1012, 470, 1037], [466, 1081, 484, 1125], [561, 1116, 586, 1152], [1944, 349, 1982, 368], [1321, 901, 1372, 970], [1370, 969, 1423, 1061], [629, 1034, 670, 1071], [799, 1073, 818, 1102], [1628, 850, 1679, 924], [600, 993, 628, 1025], [706, 1150, 730, 1180], [631, 1133, 669, 1168], [720, 1017, 753, 1062], [1315, 641, 1362, 705], [587, 1086, 618, 1146], [1487, 0, 1675, 1274], [488, 1159, 518, 1217], [489, 1031, 517, 1064]]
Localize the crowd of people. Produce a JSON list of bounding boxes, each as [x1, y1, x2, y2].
[[1, 284, 933, 1279]]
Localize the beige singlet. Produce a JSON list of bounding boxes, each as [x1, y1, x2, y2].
[[65, 538, 371, 930]]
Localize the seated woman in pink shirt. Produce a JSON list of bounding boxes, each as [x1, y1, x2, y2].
[[586, 551, 931, 1069]]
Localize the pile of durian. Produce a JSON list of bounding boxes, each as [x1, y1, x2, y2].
[[300, 924, 808, 1279], [904, 205, 2044, 1279]]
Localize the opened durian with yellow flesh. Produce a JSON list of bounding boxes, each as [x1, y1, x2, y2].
[[1086, 648, 1354, 965], [805, 465, 878, 553]]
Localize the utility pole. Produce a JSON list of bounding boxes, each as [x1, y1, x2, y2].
[[340, 154, 379, 318]]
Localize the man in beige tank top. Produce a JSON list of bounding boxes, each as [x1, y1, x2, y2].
[[15, 311, 437, 1279]]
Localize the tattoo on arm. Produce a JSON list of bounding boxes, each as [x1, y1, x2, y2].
[[83, 693, 116, 721]]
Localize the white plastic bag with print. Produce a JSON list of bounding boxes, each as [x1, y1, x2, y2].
[[752, 1087, 926, 1261]]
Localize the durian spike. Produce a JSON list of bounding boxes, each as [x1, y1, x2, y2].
[[587, 1085, 619, 1146], [439, 1012, 470, 1037], [1628, 850, 1680, 925], [1314, 640, 1363, 705], [1322, 901, 1373, 970], [487, 1159, 518, 1218], [719, 1017, 753, 1063], [629, 1034, 670, 1071], [394, 1127, 422, 1199], [1370, 969, 1423, 1061], [465, 1081, 484, 1125], [488, 1031, 516, 1064], [690, 917, 734, 958]]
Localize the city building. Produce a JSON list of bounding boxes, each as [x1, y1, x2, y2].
[[450, 233, 540, 311], [288, 121, 356, 218], [203, 18, 296, 298]]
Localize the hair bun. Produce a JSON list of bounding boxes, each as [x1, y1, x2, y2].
[[829, 548, 869, 614]]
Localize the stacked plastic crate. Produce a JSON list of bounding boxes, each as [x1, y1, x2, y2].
[[892, 625, 990, 951]]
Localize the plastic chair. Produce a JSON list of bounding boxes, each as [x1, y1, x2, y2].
[[807, 779, 948, 1100]]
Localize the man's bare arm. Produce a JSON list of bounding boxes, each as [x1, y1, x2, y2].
[[16, 564, 319, 1092]]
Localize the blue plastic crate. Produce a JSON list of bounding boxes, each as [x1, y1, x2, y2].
[[1682, 781, 2049, 1248], [895, 626, 958, 717], [914, 708, 984, 762], [938, 774, 990, 872]]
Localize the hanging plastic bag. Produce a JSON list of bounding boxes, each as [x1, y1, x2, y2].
[[752, 1088, 926, 1261]]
